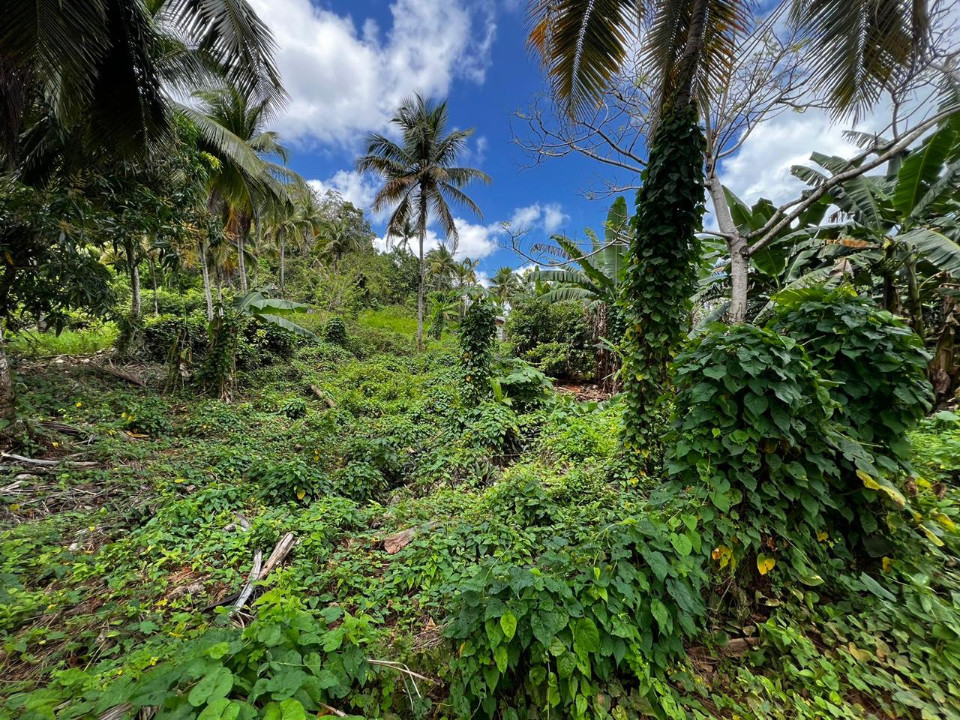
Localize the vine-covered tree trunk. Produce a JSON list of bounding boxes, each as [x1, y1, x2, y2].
[[619, 0, 708, 473], [0, 327, 16, 449], [619, 105, 706, 474], [199, 238, 214, 321]]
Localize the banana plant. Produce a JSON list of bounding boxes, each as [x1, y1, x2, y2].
[[538, 196, 631, 313], [234, 288, 315, 337], [785, 118, 960, 339]]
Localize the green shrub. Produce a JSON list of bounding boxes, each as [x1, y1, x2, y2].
[[770, 287, 932, 472], [118, 398, 170, 437], [277, 397, 307, 420], [249, 458, 328, 505], [83, 590, 402, 720], [506, 298, 594, 381], [142, 312, 208, 363], [667, 324, 907, 577], [446, 512, 707, 719], [462, 402, 520, 455], [323, 316, 348, 346], [523, 340, 593, 381], [492, 358, 553, 411]]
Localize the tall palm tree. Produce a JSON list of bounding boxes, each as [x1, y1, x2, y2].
[[357, 94, 491, 351], [453, 258, 480, 288], [426, 246, 460, 289]]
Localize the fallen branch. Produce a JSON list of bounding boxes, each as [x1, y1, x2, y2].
[[93, 363, 147, 388], [320, 704, 347, 717], [308, 384, 336, 409], [1, 453, 97, 468], [258, 532, 297, 579], [230, 551, 263, 616]]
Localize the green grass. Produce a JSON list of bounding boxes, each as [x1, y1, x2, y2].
[[355, 305, 419, 334], [7, 324, 119, 358]]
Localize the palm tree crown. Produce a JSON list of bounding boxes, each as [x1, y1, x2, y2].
[[527, 0, 928, 120], [356, 94, 491, 349]]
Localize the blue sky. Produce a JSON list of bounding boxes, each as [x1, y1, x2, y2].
[[248, 0, 880, 279]]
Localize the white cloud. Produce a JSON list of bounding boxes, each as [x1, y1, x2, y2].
[[308, 171, 379, 211], [541, 203, 567, 233], [718, 109, 867, 208], [374, 216, 501, 261], [505, 202, 570, 234], [250, 0, 497, 146]]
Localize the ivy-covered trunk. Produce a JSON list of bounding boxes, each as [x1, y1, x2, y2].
[[619, 105, 706, 473], [0, 327, 15, 449], [199, 237, 214, 321]]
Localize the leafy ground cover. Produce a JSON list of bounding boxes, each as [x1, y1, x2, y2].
[[1, 309, 959, 719]]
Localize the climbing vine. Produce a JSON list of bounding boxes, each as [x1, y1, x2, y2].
[[619, 104, 706, 473], [459, 298, 496, 404]]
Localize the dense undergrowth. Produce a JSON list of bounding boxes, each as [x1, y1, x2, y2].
[[1, 304, 959, 720]]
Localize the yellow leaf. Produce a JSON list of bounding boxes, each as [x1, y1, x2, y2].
[[881, 556, 892, 573], [711, 545, 733, 568], [296, 489, 306, 500], [757, 553, 776, 575], [933, 512, 957, 533], [847, 643, 873, 662], [920, 525, 945, 547], [858, 471, 905, 507], [816, 531, 828, 542]]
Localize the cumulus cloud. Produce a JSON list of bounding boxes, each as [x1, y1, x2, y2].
[[307, 171, 379, 211], [373, 217, 500, 261], [718, 109, 869, 208], [506, 202, 569, 234], [250, 0, 497, 146]]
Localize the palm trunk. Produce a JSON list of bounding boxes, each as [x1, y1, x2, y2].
[[673, 0, 710, 110], [126, 240, 142, 321], [199, 238, 214, 321], [150, 256, 159, 315], [237, 214, 250, 293], [280, 235, 286, 298], [417, 196, 427, 352]]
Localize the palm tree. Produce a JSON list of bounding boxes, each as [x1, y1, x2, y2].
[[262, 190, 321, 298], [490, 267, 521, 306], [357, 94, 491, 351], [198, 86, 301, 301], [453, 258, 480, 289], [426, 246, 460, 289]]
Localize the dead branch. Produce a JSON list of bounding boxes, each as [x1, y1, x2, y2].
[[230, 551, 263, 616], [92, 363, 147, 388], [1, 453, 97, 468], [258, 532, 297, 579], [308, 384, 336, 409], [320, 704, 347, 717]]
